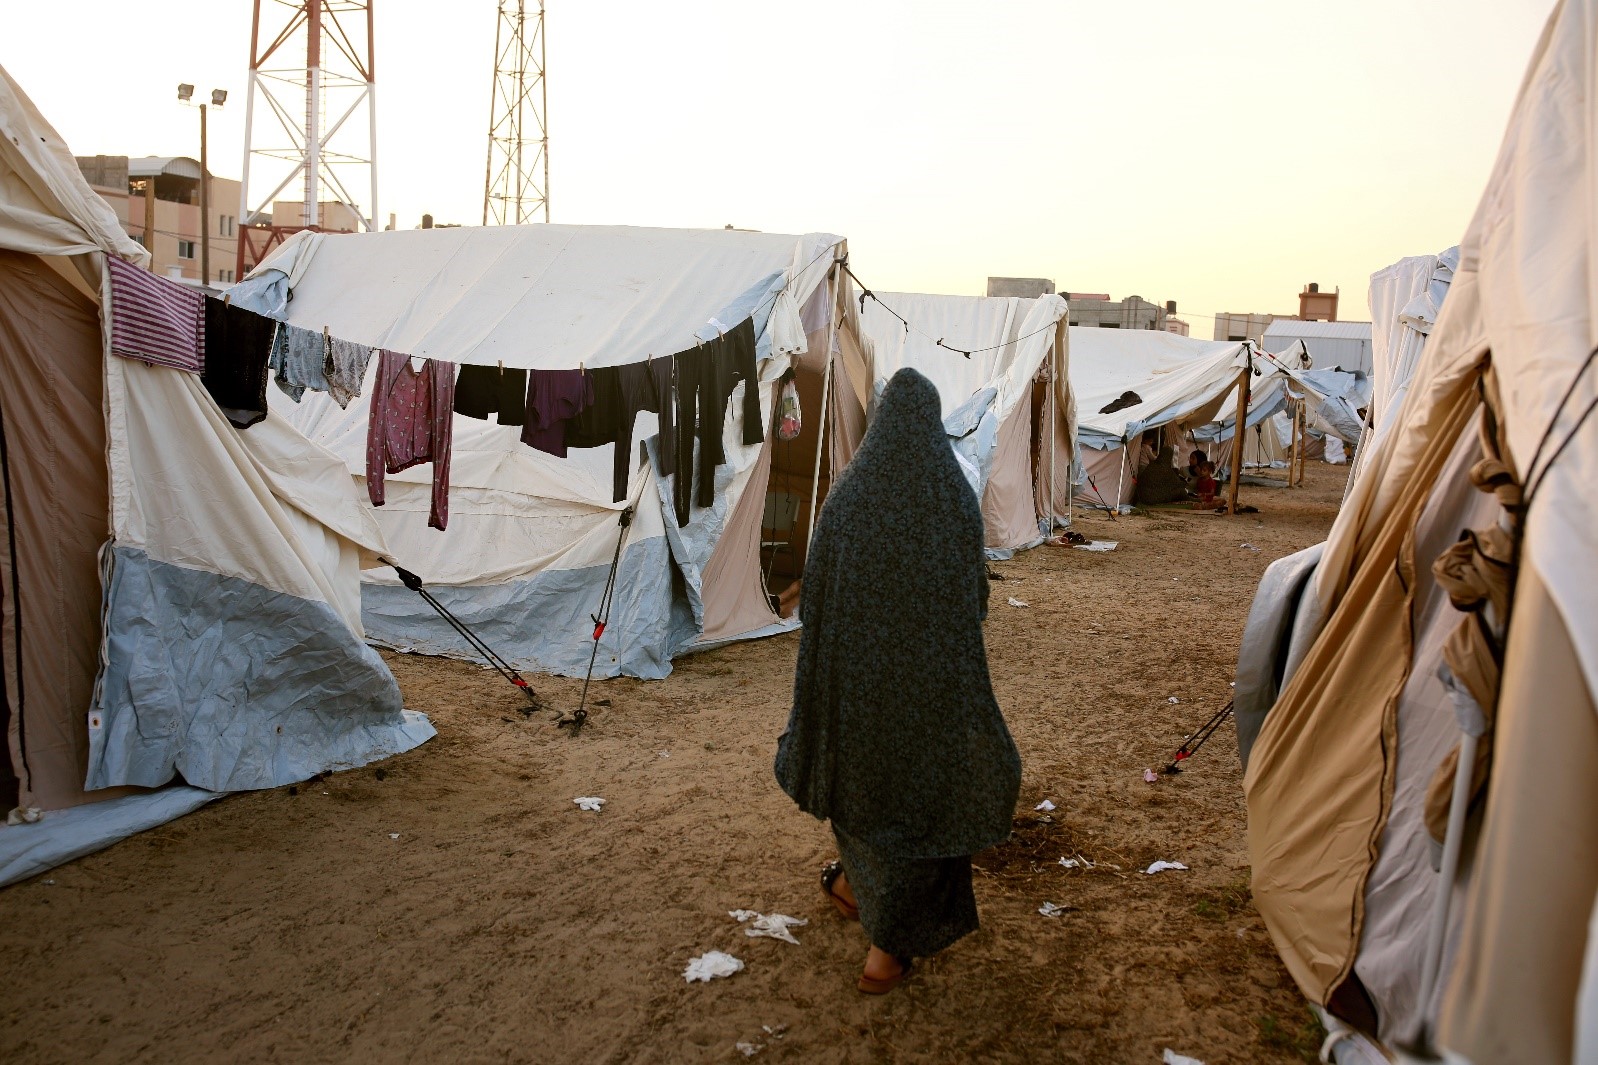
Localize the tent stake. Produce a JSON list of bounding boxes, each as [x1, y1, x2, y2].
[[566, 505, 635, 736]]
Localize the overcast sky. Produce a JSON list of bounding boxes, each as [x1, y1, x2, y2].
[[2, 1, 1554, 323]]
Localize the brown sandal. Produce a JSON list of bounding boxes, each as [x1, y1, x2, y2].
[[857, 956, 912, 994], [820, 861, 859, 920]]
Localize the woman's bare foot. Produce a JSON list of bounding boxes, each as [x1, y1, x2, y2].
[[863, 946, 904, 982]]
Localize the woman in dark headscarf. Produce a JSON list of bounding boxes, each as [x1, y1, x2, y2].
[[774, 367, 1021, 994]]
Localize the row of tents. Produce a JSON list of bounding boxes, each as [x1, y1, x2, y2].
[[1235, 1, 1598, 1061], [0, 58, 1365, 885]]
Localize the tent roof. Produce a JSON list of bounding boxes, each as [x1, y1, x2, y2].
[[1069, 328, 1252, 447], [242, 224, 843, 372], [127, 156, 201, 179]]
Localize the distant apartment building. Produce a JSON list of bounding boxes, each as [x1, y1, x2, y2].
[[1065, 294, 1175, 331], [76, 154, 362, 288], [985, 276, 1056, 299], [78, 155, 240, 287], [1213, 312, 1274, 343]]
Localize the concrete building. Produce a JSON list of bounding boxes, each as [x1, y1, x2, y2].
[[1162, 314, 1190, 337], [986, 276, 1056, 299], [78, 155, 241, 287], [77, 154, 362, 287], [1213, 312, 1275, 343], [1065, 294, 1174, 330], [1298, 282, 1340, 321]]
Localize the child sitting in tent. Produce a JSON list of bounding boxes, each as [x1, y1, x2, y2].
[[1192, 461, 1219, 507]]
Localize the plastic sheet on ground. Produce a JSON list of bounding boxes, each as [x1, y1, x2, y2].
[[0, 786, 220, 888], [684, 950, 744, 982]]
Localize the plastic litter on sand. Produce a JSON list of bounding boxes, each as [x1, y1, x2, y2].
[[1145, 861, 1189, 875], [1038, 902, 1071, 918], [684, 950, 744, 983], [1006, 596, 1029, 608], [1034, 799, 1056, 812], [1167, 696, 1180, 704], [729, 910, 809, 945], [1074, 540, 1119, 552], [1163, 1050, 1205, 1065], [573, 797, 605, 812], [1143, 768, 1159, 783]]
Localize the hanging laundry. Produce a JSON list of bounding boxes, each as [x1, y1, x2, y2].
[[366, 350, 457, 531], [564, 364, 665, 502], [520, 368, 593, 457], [269, 322, 331, 402], [454, 364, 529, 426], [650, 356, 677, 477], [200, 298, 274, 428], [326, 336, 374, 409], [676, 317, 763, 516], [106, 254, 206, 373]]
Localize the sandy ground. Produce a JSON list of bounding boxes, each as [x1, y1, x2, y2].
[[0, 463, 1350, 1065]]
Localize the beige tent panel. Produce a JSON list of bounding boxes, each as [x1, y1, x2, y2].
[[0, 249, 114, 809], [1245, 362, 1480, 1006], [1437, 566, 1598, 1064]]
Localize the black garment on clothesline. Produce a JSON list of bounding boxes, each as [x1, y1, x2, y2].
[[670, 318, 763, 524], [454, 364, 529, 426], [200, 299, 274, 429]]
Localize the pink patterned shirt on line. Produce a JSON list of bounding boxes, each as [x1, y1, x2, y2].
[[365, 349, 457, 531]]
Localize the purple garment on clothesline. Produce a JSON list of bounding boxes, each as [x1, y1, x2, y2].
[[520, 369, 594, 458], [106, 254, 206, 373], [366, 349, 457, 531]]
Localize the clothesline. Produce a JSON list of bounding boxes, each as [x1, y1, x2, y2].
[[838, 262, 1064, 360]]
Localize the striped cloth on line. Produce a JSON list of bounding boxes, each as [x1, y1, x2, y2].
[[106, 255, 206, 374]]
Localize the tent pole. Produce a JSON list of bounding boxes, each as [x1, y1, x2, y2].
[[1113, 442, 1128, 513], [1287, 397, 1301, 488], [1416, 728, 1480, 1040], [1226, 353, 1252, 515], [1047, 328, 1057, 534], [803, 265, 840, 569]]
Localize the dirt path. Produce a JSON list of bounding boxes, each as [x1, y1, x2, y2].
[[0, 464, 1348, 1064]]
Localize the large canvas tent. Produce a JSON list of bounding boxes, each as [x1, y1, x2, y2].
[[858, 291, 1073, 556], [1069, 329, 1258, 507], [1238, 3, 1598, 1060], [233, 224, 853, 679], [0, 65, 429, 886]]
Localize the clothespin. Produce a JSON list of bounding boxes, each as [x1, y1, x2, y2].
[[223, 293, 231, 307], [579, 360, 585, 376], [497, 359, 504, 375]]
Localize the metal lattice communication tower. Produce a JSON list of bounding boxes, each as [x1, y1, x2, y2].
[[483, 1, 549, 225], [238, 0, 379, 276]]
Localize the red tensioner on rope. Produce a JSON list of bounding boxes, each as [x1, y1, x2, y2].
[[592, 621, 607, 641]]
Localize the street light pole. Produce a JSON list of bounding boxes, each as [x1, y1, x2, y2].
[[179, 84, 225, 286], [199, 102, 210, 286]]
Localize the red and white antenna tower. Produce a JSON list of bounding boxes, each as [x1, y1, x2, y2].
[[237, 0, 380, 276], [483, 1, 549, 225]]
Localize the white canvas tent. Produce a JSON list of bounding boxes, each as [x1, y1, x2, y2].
[[1069, 329, 1258, 507], [232, 224, 851, 679], [1354, 247, 1459, 485], [858, 291, 1074, 556], [0, 65, 429, 887], [1238, 3, 1598, 1060]]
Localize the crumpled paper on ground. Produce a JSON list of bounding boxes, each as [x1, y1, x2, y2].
[[6, 806, 42, 826], [684, 950, 744, 982], [1074, 540, 1119, 552], [1007, 596, 1029, 608], [1038, 901, 1072, 917], [1163, 1050, 1205, 1065], [573, 797, 605, 812], [729, 910, 808, 945], [1034, 799, 1056, 812], [1145, 861, 1189, 875]]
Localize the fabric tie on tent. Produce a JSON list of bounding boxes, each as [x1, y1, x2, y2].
[[106, 254, 205, 374], [1423, 375, 1522, 846]]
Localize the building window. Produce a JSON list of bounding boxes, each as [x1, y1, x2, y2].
[[219, 214, 235, 237], [129, 233, 146, 247], [177, 240, 196, 260]]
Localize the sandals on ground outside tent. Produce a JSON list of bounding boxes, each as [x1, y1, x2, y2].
[[821, 860, 859, 921], [857, 956, 913, 995]]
